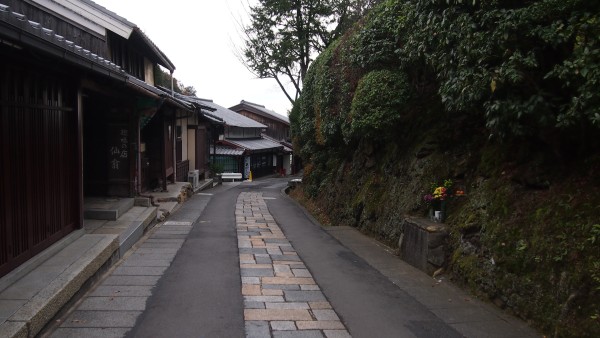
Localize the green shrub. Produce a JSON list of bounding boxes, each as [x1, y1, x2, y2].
[[348, 69, 411, 140]]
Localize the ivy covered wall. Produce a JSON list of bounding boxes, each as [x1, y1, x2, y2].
[[290, 0, 600, 336]]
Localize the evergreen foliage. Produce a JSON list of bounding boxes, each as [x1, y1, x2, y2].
[[291, 0, 600, 335]]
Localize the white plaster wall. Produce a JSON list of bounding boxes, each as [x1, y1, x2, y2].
[[144, 58, 154, 85]]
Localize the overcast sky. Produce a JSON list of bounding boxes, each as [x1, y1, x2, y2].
[[93, 0, 292, 117]]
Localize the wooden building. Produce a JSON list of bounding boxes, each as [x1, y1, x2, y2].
[[0, 0, 210, 278], [229, 100, 290, 142], [178, 96, 290, 179], [229, 100, 295, 175]]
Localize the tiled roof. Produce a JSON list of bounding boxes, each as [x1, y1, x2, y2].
[[225, 138, 283, 151], [175, 95, 267, 129], [261, 133, 293, 153], [230, 100, 290, 125], [81, 0, 175, 71], [210, 145, 245, 156], [0, 3, 126, 79]]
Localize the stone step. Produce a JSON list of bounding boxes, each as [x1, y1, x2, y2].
[[83, 198, 135, 221], [0, 234, 119, 338]]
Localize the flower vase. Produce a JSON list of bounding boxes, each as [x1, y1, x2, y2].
[[430, 200, 446, 222]]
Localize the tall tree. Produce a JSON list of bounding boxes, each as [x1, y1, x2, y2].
[[242, 0, 378, 104]]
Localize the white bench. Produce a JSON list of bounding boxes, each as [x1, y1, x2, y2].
[[220, 172, 243, 182]]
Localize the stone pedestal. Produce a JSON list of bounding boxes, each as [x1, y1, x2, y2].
[[398, 217, 448, 275]]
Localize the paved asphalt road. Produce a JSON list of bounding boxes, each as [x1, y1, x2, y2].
[[129, 178, 464, 338], [127, 183, 246, 338], [46, 176, 539, 338]]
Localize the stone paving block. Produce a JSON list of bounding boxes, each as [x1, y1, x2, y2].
[[271, 320, 297, 331], [309, 302, 332, 310], [239, 248, 268, 255], [262, 289, 283, 296], [239, 254, 255, 261], [262, 284, 301, 291], [300, 285, 320, 291], [111, 266, 168, 276], [102, 275, 160, 286], [244, 296, 285, 303], [312, 310, 340, 321], [244, 309, 312, 321], [241, 268, 274, 277], [59, 310, 142, 328], [293, 269, 312, 278], [50, 327, 131, 338], [251, 239, 265, 247], [273, 330, 324, 338], [284, 291, 326, 302], [242, 285, 261, 296], [78, 296, 147, 311], [267, 247, 283, 255], [255, 256, 273, 264], [324, 330, 352, 338], [296, 321, 345, 330], [265, 302, 310, 310], [241, 264, 273, 269], [245, 321, 270, 338], [264, 238, 290, 244], [242, 277, 261, 285], [89, 285, 153, 297], [274, 265, 293, 277], [244, 301, 266, 309], [262, 277, 315, 285], [238, 240, 252, 248]]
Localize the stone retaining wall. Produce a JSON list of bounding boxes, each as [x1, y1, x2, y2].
[[398, 217, 448, 275]]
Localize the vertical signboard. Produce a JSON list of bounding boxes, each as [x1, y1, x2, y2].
[[244, 156, 251, 179], [108, 124, 129, 195]]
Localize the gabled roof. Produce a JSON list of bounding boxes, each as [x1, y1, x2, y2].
[[261, 133, 293, 153], [31, 0, 133, 38], [210, 145, 244, 156], [0, 4, 126, 79], [224, 138, 283, 152], [30, 0, 175, 71], [230, 100, 290, 125], [175, 95, 267, 129]]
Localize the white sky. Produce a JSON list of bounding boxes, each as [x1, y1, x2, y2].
[[93, 0, 292, 117]]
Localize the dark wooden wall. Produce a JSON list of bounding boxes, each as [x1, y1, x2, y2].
[[0, 62, 79, 278], [3, 0, 109, 57], [238, 110, 290, 141]]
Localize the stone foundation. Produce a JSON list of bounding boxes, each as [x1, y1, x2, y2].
[[398, 217, 448, 275]]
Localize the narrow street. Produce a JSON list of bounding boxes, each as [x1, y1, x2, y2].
[[42, 177, 539, 338]]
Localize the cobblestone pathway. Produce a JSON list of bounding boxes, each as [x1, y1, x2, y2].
[[237, 192, 351, 338]]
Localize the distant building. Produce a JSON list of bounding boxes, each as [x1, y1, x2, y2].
[[229, 100, 296, 175], [175, 96, 291, 179], [229, 100, 290, 142]]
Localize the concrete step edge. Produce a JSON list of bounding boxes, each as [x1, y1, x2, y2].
[[2, 234, 118, 338]]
